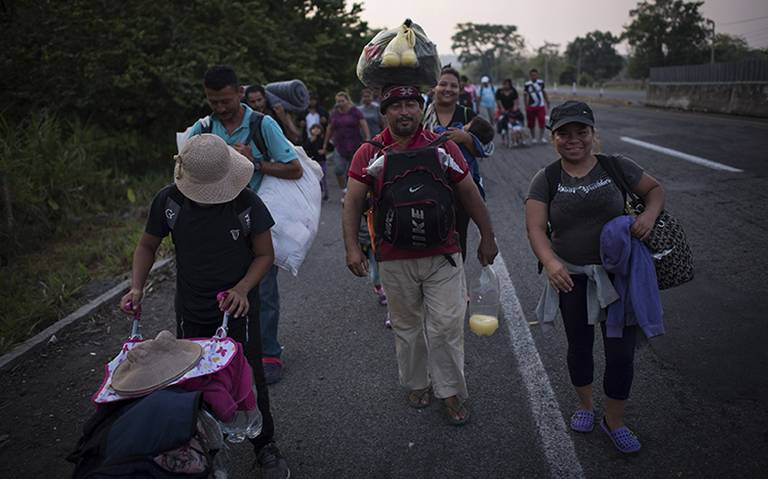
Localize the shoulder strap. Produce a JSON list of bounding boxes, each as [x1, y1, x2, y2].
[[233, 192, 252, 237], [363, 139, 386, 150], [246, 112, 269, 160], [427, 133, 450, 149], [537, 160, 562, 274], [596, 154, 629, 202], [462, 106, 469, 125], [544, 160, 561, 205], [164, 185, 186, 230], [199, 116, 213, 135]]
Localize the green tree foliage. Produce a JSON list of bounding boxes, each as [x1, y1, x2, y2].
[[0, 0, 369, 145], [713, 33, 767, 63], [0, 0, 369, 259], [623, 0, 709, 78], [451, 23, 525, 81], [565, 31, 624, 82]]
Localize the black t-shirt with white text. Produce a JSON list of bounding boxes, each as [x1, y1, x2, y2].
[[145, 185, 275, 325]]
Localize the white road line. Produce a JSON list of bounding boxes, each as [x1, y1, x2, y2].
[[620, 136, 743, 173], [492, 255, 585, 479]]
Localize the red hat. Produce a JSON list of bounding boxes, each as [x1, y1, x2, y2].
[[380, 85, 424, 114]]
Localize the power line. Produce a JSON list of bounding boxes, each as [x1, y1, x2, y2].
[[721, 15, 768, 26]]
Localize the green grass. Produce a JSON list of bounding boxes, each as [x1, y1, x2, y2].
[[0, 176, 173, 355]]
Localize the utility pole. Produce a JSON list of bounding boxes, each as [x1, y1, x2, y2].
[[706, 19, 715, 64]]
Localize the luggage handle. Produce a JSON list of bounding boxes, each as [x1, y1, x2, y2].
[[125, 301, 143, 340], [215, 291, 230, 339]]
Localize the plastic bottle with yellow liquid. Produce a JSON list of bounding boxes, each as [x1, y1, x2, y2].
[[468, 266, 500, 336]]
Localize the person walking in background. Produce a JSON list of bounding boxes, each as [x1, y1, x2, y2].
[[324, 91, 370, 202], [343, 84, 498, 426], [188, 66, 303, 386], [303, 123, 329, 201], [301, 93, 329, 142], [525, 101, 666, 454], [495, 78, 520, 144], [119, 133, 290, 479], [460, 74, 477, 112], [475, 76, 497, 125], [423, 66, 495, 260], [358, 87, 385, 138], [524, 69, 550, 143], [244, 84, 303, 145]]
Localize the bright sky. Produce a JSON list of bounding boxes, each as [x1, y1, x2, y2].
[[359, 0, 768, 55]]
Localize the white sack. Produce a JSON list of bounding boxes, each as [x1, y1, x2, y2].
[[258, 147, 323, 276]]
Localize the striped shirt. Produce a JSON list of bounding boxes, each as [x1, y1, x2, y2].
[[524, 79, 546, 107]]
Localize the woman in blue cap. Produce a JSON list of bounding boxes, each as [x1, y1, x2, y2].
[[524, 101, 666, 453]]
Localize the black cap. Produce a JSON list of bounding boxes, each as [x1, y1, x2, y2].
[[547, 101, 595, 131]]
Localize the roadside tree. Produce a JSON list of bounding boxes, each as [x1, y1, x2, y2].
[[565, 31, 624, 83], [623, 0, 709, 78], [451, 23, 525, 81]]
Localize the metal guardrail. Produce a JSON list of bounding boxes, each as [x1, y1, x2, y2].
[[650, 60, 768, 83]]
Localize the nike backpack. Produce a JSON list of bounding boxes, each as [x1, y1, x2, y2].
[[370, 135, 455, 250]]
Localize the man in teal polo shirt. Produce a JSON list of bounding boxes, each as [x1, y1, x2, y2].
[[185, 65, 300, 479]]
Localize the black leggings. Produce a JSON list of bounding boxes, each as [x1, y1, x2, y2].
[[559, 274, 637, 400], [177, 305, 275, 453]]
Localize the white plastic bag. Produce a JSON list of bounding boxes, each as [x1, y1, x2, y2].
[[258, 146, 323, 276]]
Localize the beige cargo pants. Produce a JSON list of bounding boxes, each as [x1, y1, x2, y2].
[[379, 253, 468, 400]]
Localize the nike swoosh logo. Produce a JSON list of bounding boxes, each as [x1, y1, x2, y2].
[[409, 185, 424, 193]]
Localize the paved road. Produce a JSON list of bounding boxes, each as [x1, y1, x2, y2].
[[1, 104, 767, 478]]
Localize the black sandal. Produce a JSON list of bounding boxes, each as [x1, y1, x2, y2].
[[443, 397, 470, 426], [406, 387, 432, 409]]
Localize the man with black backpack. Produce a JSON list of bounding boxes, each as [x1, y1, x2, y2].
[[342, 85, 498, 426], [189, 65, 302, 388]]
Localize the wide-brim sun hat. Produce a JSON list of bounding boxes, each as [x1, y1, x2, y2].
[[174, 133, 254, 204], [111, 330, 203, 397], [547, 100, 595, 132]]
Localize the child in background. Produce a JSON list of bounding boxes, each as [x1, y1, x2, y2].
[[508, 109, 530, 147], [303, 123, 329, 201]]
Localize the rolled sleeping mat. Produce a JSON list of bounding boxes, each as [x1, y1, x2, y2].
[[265, 79, 310, 112]]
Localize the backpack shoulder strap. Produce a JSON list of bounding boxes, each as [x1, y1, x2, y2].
[[363, 139, 386, 150], [233, 191, 253, 237], [164, 185, 185, 230], [246, 112, 269, 161], [199, 116, 213, 134], [537, 160, 562, 274], [427, 133, 450, 149], [544, 160, 561, 204]]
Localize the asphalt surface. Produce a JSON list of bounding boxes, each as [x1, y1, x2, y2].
[[0, 103, 767, 478]]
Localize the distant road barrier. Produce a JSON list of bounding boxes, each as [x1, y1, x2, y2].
[[647, 61, 768, 118]]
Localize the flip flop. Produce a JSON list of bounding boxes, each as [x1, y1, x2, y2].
[[407, 387, 432, 409], [601, 417, 641, 453], [570, 409, 595, 433], [443, 397, 470, 426]]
